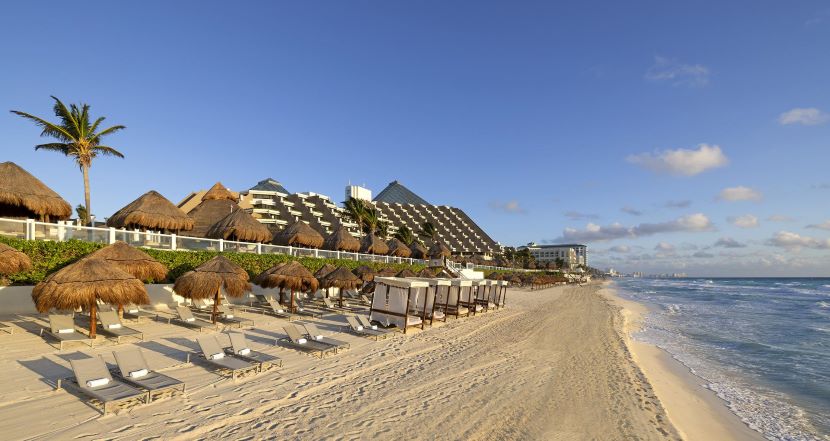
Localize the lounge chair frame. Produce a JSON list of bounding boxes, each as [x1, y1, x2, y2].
[[112, 348, 186, 401], [40, 314, 94, 350], [62, 356, 148, 415], [280, 325, 336, 358]]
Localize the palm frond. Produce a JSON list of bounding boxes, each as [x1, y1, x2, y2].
[[10, 110, 75, 142], [90, 145, 125, 158], [92, 124, 126, 140], [34, 142, 71, 153], [51, 96, 81, 138], [88, 116, 105, 135]]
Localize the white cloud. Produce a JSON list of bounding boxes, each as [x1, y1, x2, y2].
[[729, 214, 759, 229], [645, 56, 710, 87], [767, 231, 830, 250], [621, 206, 643, 216], [609, 245, 631, 253], [490, 200, 525, 214], [564, 211, 599, 221], [714, 237, 746, 248], [655, 242, 675, 252], [778, 108, 829, 126], [555, 213, 714, 242], [767, 214, 794, 222], [806, 220, 830, 230], [718, 186, 762, 202], [627, 144, 728, 176]]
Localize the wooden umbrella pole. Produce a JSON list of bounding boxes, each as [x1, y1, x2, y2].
[[89, 302, 97, 339], [212, 287, 220, 324], [290, 289, 294, 313], [339, 286, 343, 308], [117, 304, 123, 319]]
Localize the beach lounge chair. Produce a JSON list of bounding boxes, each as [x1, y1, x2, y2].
[[358, 295, 372, 306], [226, 332, 282, 369], [67, 357, 147, 415], [345, 316, 389, 340], [216, 305, 254, 328], [356, 315, 395, 335], [323, 298, 362, 313], [196, 335, 261, 379], [301, 322, 351, 351], [258, 299, 295, 321], [112, 348, 185, 401], [122, 304, 156, 322], [292, 294, 324, 318], [190, 298, 211, 311], [280, 325, 336, 358], [174, 307, 217, 332], [0, 322, 14, 335], [40, 314, 94, 350], [98, 310, 144, 343]]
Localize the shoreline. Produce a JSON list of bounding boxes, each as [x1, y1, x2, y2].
[[601, 282, 765, 441]]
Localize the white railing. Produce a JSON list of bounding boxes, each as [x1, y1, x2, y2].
[[0, 217, 428, 266]]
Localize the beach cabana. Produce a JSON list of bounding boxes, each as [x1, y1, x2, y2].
[[460, 279, 485, 315], [360, 233, 389, 255], [369, 277, 430, 333], [444, 279, 471, 319], [173, 256, 251, 323], [409, 242, 428, 259], [272, 221, 324, 248], [492, 280, 509, 308], [107, 190, 194, 232], [386, 238, 412, 258], [255, 261, 318, 313], [0, 243, 32, 276], [0, 161, 72, 221], [88, 241, 168, 282], [32, 258, 149, 338], [206, 207, 272, 243], [182, 182, 238, 238], [320, 266, 362, 307], [323, 225, 360, 252], [411, 277, 449, 324]]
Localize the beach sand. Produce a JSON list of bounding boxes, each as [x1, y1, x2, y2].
[[0, 283, 756, 440]]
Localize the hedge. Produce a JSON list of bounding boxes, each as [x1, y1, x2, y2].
[[0, 236, 425, 285]]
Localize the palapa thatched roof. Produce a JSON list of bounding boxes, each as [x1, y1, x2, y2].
[[352, 265, 375, 282], [433, 268, 455, 279], [510, 275, 521, 284], [428, 241, 451, 259], [256, 261, 318, 292], [386, 238, 412, 257], [0, 161, 71, 221], [360, 233, 389, 255], [32, 258, 149, 312], [487, 273, 503, 280], [409, 242, 428, 259], [202, 182, 237, 201], [107, 190, 194, 231], [206, 207, 272, 243], [87, 241, 168, 281], [320, 266, 361, 290], [395, 268, 417, 278], [314, 263, 337, 279], [0, 243, 32, 276], [323, 225, 360, 252], [376, 267, 398, 277], [417, 268, 436, 278], [173, 255, 251, 299], [183, 198, 238, 238], [272, 221, 324, 248]]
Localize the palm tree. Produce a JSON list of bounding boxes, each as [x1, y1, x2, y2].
[[75, 204, 88, 223], [11, 96, 125, 225], [394, 225, 416, 245], [376, 219, 389, 239], [344, 197, 368, 236], [419, 221, 437, 241], [361, 207, 379, 236]]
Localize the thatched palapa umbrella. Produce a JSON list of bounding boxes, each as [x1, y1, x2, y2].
[[173, 256, 251, 323], [429, 241, 451, 259], [184, 182, 239, 237], [433, 268, 455, 278], [0, 161, 71, 221], [376, 267, 398, 277], [386, 238, 412, 258], [32, 258, 149, 338], [0, 243, 32, 276], [107, 190, 194, 232], [323, 225, 360, 252], [320, 266, 361, 307], [352, 265, 375, 283], [409, 242, 428, 259], [314, 264, 337, 279], [207, 208, 272, 243], [256, 261, 318, 313], [273, 221, 324, 248], [360, 233, 389, 255], [396, 268, 417, 278], [417, 268, 436, 278], [87, 241, 167, 315]]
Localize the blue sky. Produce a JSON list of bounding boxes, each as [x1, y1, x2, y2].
[[1, 1, 829, 276]]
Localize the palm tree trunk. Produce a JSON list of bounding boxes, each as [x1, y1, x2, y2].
[[82, 164, 91, 225]]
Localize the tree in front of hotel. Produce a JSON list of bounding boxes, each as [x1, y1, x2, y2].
[[11, 96, 126, 225]]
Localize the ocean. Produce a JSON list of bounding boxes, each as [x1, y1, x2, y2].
[[614, 278, 830, 441]]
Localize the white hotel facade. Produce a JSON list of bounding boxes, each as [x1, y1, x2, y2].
[[519, 243, 587, 269]]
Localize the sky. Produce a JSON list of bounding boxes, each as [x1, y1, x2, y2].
[[1, 1, 828, 276]]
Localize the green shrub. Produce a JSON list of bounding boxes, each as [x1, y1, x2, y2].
[[0, 237, 425, 285]]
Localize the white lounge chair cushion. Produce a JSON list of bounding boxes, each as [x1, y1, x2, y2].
[[128, 308, 139, 313], [298, 308, 304, 312], [224, 314, 234, 319], [237, 348, 251, 355], [297, 338, 307, 345], [86, 378, 109, 387], [107, 323, 121, 329], [356, 325, 364, 331], [277, 309, 285, 313], [129, 369, 148, 378], [371, 325, 377, 330], [210, 352, 225, 360], [314, 335, 323, 341], [185, 317, 195, 322], [57, 328, 74, 334]]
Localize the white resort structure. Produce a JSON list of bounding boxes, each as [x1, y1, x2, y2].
[[519, 243, 588, 269]]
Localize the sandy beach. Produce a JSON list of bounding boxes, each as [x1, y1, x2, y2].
[[0, 282, 760, 440]]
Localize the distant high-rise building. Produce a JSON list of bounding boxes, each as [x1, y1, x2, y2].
[[345, 185, 372, 203]]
